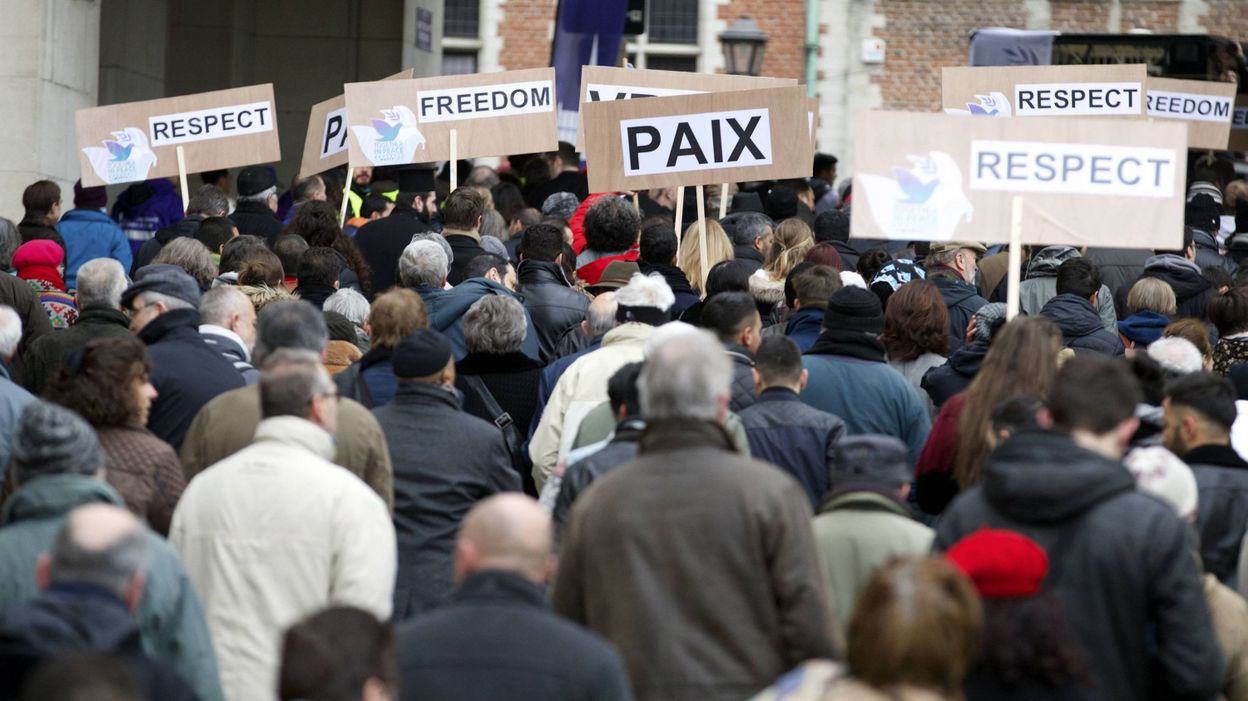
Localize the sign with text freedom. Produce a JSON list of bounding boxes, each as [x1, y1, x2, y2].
[[75, 84, 281, 187], [582, 86, 811, 192], [298, 69, 414, 179], [942, 64, 1147, 119], [344, 67, 558, 165], [1144, 77, 1236, 150], [851, 111, 1186, 250]]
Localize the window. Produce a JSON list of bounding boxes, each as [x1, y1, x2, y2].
[[442, 0, 482, 74], [444, 0, 480, 38], [625, 0, 702, 71], [442, 51, 478, 75]]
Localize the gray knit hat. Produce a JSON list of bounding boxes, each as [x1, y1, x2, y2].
[[541, 192, 580, 221], [972, 302, 1008, 345], [12, 402, 105, 478]]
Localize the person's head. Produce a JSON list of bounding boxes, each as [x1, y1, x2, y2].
[[990, 394, 1049, 446], [324, 288, 370, 329], [259, 349, 337, 433], [18, 650, 145, 701], [1054, 258, 1101, 303], [704, 260, 754, 298], [360, 194, 394, 221], [926, 242, 984, 285], [764, 218, 815, 279], [541, 192, 579, 222], [22, 180, 62, 222], [1048, 355, 1142, 458], [727, 211, 774, 252], [292, 174, 326, 204], [199, 168, 230, 190], [582, 291, 619, 338], [880, 280, 949, 362], [830, 435, 913, 498], [1163, 371, 1237, 455], [789, 265, 841, 312], [847, 557, 983, 696], [455, 494, 554, 588], [284, 200, 345, 246], [955, 317, 1063, 487], [237, 167, 279, 212], [803, 242, 843, 270], [606, 362, 643, 419], [1127, 277, 1177, 317], [38, 504, 147, 612], [584, 196, 642, 254], [467, 165, 499, 190], [219, 235, 269, 276], [398, 239, 449, 289], [765, 186, 799, 221], [970, 302, 1008, 347], [121, 265, 200, 334], [10, 401, 106, 486], [367, 289, 427, 350], [1209, 286, 1248, 337], [237, 250, 285, 287], [639, 222, 678, 266], [74, 258, 128, 312], [463, 253, 517, 291], [186, 184, 230, 217], [813, 152, 838, 183], [678, 219, 734, 292], [463, 296, 526, 356], [254, 300, 330, 364], [615, 273, 675, 325], [442, 187, 486, 232], [1162, 319, 1214, 370], [297, 247, 341, 289], [274, 235, 311, 281], [518, 223, 565, 264], [548, 141, 580, 175], [813, 209, 850, 244], [699, 291, 762, 352], [823, 286, 885, 336], [752, 335, 807, 394], [279, 607, 396, 701], [392, 328, 455, 388], [194, 216, 237, 256], [45, 337, 157, 428], [152, 237, 216, 290], [479, 209, 506, 241], [639, 327, 731, 423], [1149, 336, 1205, 376], [1124, 446, 1199, 522], [1156, 226, 1196, 260], [199, 286, 257, 350]]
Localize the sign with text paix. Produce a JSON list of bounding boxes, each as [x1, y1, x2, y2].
[[76, 84, 280, 187], [298, 69, 414, 179], [851, 111, 1186, 250], [344, 67, 558, 165], [582, 85, 811, 192], [1145, 77, 1237, 150], [574, 66, 795, 151], [943, 64, 1147, 119]]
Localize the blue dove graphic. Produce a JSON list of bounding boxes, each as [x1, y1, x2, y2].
[[104, 140, 133, 162], [892, 167, 939, 204], [372, 119, 402, 142]]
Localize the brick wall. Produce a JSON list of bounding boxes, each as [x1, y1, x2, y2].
[[497, 0, 557, 70], [719, 0, 807, 81], [1048, 0, 1110, 32], [1120, 2, 1179, 33], [1201, 0, 1248, 42]]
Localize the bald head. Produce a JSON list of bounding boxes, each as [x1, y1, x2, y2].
[[584, 290, 620, 337], [455, 494, 552, 584], [41, 504, 147, 610]]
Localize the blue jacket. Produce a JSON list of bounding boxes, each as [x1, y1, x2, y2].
[[420, 279, 541, 362], [1041, 293, 1125, 357], [56, 209, 132, 290], [1117, 310, 1170, 348], [110, 179, 184, 256], [784, 307, 825, 352], [739, 388, 846, 506]]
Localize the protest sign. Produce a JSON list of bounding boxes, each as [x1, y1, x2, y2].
[[1230, 93, 1248, 151], [344, 67, 558, 166], [851, 111, 1186, 250], [298, 69, 414, 179], [942, 64, 1147, 119], [76, 84, 280, 188], [582, 85, 811, 193], [1144, 78, 1236, 150], [575, 66, 794, 150]]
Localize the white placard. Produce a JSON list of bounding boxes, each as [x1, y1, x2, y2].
[[416, 80, 554, 123], [148, 101, 275, 147], [1147, 90, 1234, 123], [620, 109, 773, 176], [970, 140, 1177, 198], [1013, 82, 1142, 117], [319, 106, 348, 159], [585, 84, 701, 102]]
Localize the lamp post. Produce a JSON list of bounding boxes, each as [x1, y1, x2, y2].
[[719, 16, 768, 76]]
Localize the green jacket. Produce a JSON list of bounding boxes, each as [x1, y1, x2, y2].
[[0, 475, 223, 701]]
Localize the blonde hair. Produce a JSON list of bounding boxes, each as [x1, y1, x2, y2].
[[677, 219, 734, 293], [763, 218, 814, 280], [1127, 277, 1177, 316]]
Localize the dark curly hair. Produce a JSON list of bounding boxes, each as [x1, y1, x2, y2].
[[44, 337, 151, 428], [583, 196, 641, 254], [880, 280, 950, 362], [282, 200, 373, 295], [975, 595, 1089, 690]]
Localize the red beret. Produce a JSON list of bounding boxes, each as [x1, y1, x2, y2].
[[945, 528, 1049, 599]]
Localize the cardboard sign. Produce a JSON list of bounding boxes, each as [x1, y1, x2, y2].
[[583, 85, 811, 192], [76, 84, 280, 187], [575, 66, 794, 150], [298, 69, 414, 179], [851, 111, 1186, 250], [344, 67, 557, 165], [1230, 93, 1248, 151], [808, 97, 819, 151], [942, 64, 1147, 119], [1145, 78, 1237, 150]]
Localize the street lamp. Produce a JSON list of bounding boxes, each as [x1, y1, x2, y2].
[[719, 16, 768, 76]]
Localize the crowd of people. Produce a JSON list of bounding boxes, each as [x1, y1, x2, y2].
[[0, 144, 1246, 700]]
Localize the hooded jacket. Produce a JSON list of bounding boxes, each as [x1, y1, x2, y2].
[[1118, 310, 1171, 348], [228, 198, 283, 247], [1115, 255, 1214, 321], [784, 307, 825, 352], [920, 343, 987, 408], [111, 179, 184, 253], [517, 259, 589, 363], [1018, 246, 1117, 332], [1039, 293, 1125, 356], [0, 475, 221, 701], [56, 208, 133, 289], [1193, 227, 1236, 276], [935, 431, 1225, 701], [423, 278, 542, 362], [931, 275, 987, 353], [1181, 444, 1248, 588]]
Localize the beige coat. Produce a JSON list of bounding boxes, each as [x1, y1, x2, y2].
[[1207, 574, 1248, 701], [171, 417, 396, 701]]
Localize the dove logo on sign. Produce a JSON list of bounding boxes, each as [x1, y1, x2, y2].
[[858, 152, 974, 241], [82, 128, 157, 185], [350, 106, 426, 166], [944, 92, 1012, 117]]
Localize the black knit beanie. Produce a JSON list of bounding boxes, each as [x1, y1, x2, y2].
[[823, 286, 884, 334]]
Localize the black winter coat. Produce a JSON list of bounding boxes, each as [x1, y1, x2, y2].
[[1114, 255, 1214, 321], [932, 275, 986, 354], [921, 342, 987, 408], [20, 306, 133, 395], [738, 388, 845, 507], [1039, 294, 1125, 357], [133, 215, 202, 274], [396, 570, 631, 701], [1181, 444, 1248, 588], [724, 342, 757, 412], [229, 199, 284, 247], [355, 207, 432, 295], [936, 431, 1225, 701], [445, 232, 487, 286], [1084, 247, 1150, 300], [517, 259, 588, 363], [1193, 228, 1236, 277], [637, 262, 700, 317], [371, 382, 520, 620]]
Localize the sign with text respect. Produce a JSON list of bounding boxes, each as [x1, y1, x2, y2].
[[298, 69, 414, 179], [942, 64, 1147, 119], [1145, 77, 1236, 150], [76, 84, 281, 187], [582, 85, 811, 192], [852, 111, 1186, 250], [344, 67, 558, 165]]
